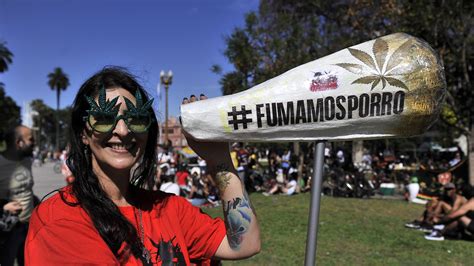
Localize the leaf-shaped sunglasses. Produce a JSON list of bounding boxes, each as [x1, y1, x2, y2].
[[83, 87, 154, 133]]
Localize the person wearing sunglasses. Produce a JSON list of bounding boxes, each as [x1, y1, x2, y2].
[[25, 67, 261, 265]]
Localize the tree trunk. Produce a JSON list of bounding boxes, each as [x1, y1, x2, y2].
[[352, 140, 364, 166], [469, 126, 474, 185], [463, 31, 473, 186], [56, 89, 60, 151], [293, 142, 304, 181]]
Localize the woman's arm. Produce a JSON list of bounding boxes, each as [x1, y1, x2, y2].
[[185, 137, 261, 260], [210, 161, 261, 259]]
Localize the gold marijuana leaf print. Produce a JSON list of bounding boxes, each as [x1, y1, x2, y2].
[[336, 38, 411, 91]]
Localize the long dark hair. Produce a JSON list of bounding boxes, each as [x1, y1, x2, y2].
[[66, 66, 158, 258]]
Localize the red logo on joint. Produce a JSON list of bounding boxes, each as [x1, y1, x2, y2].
[[309, 72, 338, 92]]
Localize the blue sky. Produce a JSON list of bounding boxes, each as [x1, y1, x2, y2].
[[0, 0, 258, 121]]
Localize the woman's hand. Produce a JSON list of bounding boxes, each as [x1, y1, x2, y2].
[[183, 131, 232, 166], [181, 95, 233, 167], [3, 201, 22, 214]]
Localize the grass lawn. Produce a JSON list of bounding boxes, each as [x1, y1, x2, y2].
[[203, 193, 473, 265]]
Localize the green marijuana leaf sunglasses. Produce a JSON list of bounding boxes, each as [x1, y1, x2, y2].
[[83, 87, 154, 134]]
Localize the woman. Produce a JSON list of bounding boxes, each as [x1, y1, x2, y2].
[[26, 67, 260, 265]]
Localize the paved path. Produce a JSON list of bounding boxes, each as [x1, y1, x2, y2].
[[32, 162, 65, 200]]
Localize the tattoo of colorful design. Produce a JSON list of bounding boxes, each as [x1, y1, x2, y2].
[[223, 197, 253, 250], [242, 189, 257, 216], [215, 172, 232, 195]]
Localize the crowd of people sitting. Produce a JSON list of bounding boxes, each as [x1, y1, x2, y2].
[[154, 142, 310, 206], [153, 142, 474, 209], [36, 141, 474, 233], [404, 172, 474, 242], [158, 162, 220, 207]]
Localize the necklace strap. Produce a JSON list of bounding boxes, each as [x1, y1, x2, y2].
[[138, 209, 145, 244], [136, 207, 151, 264]]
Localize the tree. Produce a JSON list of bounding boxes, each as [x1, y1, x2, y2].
[[215, 0, 474, 183], [0, 41, 14, 99], [30, 99, 72, 151], [0, 88, 21, 137], [47, 67, 70, 150], [57, 106, 72, 149], [0, 41, 13, 73], [0, 41, 18, 147], [30, 99, 55, 150], [397, 0, 474, 184]]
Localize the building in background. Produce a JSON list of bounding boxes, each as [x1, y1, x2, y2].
[[22, 101, 37, 128], [159, 116, 187, 149]]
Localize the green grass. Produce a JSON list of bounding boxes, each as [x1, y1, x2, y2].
[[203, 193, 474, 265]]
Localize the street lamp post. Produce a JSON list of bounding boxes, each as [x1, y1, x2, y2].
[[160, 70, 173, 148]]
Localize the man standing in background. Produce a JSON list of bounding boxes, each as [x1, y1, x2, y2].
[[0, 125, 35, 266]]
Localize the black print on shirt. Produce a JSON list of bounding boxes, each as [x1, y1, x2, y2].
[[146, 235, 186, 265]]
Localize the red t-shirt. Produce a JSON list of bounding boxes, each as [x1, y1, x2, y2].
[[176, 171, 189, 186], [25, 187, 226, 265]]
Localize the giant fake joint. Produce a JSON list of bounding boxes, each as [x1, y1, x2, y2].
[[180, 33, 446, 142]]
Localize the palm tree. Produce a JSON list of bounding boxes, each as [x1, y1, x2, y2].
[[0, 42, 13, 73], [0, 42, 14, 91], [48, 67, 70, 150]]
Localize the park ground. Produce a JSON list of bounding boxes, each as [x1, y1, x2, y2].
[[204, 193, 474, 265]]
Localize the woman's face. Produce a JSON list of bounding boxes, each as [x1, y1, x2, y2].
[[82, 87, 149, 172]]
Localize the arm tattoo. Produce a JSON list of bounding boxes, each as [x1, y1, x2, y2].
[[223, 197, 253, 250], [215, 172, 232, 196], [212, 163, 238, 196], [213, 163, 256, 249]]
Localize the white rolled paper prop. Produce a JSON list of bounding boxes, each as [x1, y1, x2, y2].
[[181, 33, 446, 142]]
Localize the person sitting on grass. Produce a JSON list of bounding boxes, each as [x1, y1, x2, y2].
[[404, 176, 424, 204], [202, 173, 220, 207], [424, 197, 474, 241], [430, 183, 467, 219], [301, 176, 312, 193], [175, 163, 190, 196], [159, 174, 180, 196], [187, 167, 208, 206], [405, 182, 466, 232], [263, 172, 298, 196]]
